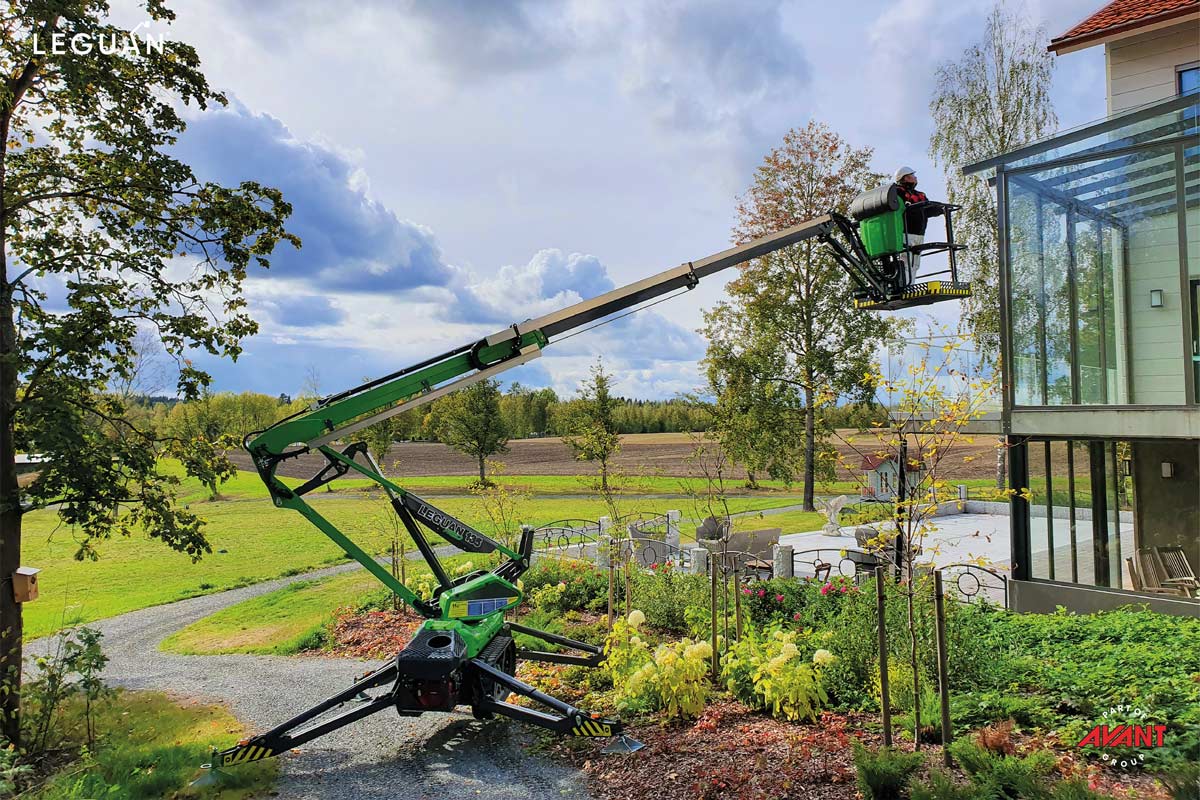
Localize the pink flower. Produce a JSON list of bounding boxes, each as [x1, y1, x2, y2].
[[775, 594, 785, 602], [742, 587, 752, 595], [793, 612, 802, 621], [840, 586, 848, 594], [651, 562, 659, 570], [820, 583, 832, 596], [757, 589, 766, 598]]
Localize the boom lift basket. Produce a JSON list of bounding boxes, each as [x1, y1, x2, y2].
[[833, 185, 971, 311]]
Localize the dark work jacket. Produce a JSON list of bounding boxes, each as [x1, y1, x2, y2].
[[893, 182, 943, 236]]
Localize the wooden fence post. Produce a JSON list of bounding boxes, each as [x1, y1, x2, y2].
[[934, 570, 953, 766], [875, 565, 893, 747], [710, 562, 720, 680]]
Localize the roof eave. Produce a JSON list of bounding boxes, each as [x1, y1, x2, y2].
[[1048, 7, 1200, 55]]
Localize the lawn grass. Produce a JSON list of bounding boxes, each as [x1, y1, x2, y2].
[[26, 470, 802, 640], [161, 554, 479, 656], [28, 689, 275, 799], [160, 571, 381, 656]]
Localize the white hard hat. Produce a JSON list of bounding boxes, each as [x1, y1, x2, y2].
[[894, 166, 916, 182]]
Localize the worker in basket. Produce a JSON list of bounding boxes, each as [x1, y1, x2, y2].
[[892, 166, 944, 286]]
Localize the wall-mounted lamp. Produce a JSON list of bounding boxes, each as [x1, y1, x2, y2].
[[1161, 461, 1175, 479], [1150, 288, 1164, 308]]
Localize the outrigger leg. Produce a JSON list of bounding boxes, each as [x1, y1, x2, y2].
[[194, 622, 640, 786]]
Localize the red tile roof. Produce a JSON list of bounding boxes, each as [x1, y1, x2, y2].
[[1050, 0, 1199, 53]]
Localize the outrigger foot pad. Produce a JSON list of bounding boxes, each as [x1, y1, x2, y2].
[[190, 761, 233, 788], [602, 734, 645, 754]]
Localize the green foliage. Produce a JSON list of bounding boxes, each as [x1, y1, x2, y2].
[[959, 607, 1200, 767], [929, 3, 1057, 355], [909, 769, 974, 800], [1154, 759, 1200, 800], [28, 690, 275, 799], [0, 743, 32, 795], [434, 380, 509, 483], [1048, 779, 1107, 800], [520, 560, 608, 614], [721, 626, 829, 721], [604, 612, 711, 720], [631, 565, 710, 634], [559, 359, 622, 497], [703, 120, 898, 502], [23, 627, 112, 756], [851, 741, 924, 800], [947, 739, 1057, 799], [4, 1, 298, 563]]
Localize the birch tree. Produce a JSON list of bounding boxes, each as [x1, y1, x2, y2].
[[929, 2, 1057, 358]]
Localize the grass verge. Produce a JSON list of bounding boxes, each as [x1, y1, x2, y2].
[[160, 554, 478, 656], [28, 689, 275, 799]]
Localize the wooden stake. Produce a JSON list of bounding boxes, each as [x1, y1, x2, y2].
[[934, 570, 953, 766], [710, 561, 720, 680], [875, 565, 893, 747]]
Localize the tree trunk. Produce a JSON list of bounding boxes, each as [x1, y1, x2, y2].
[[995, 436, 1007, 491], [0, 116, 22, 742], [0, 281, 22, 746], [478, 455, 486, 484], [803, 387, 815, 513]]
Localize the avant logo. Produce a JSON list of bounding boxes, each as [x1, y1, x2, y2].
[[1076, 705, 1166, 769], [32, 22, 166, 56]]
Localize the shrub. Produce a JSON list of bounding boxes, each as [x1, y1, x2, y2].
[[522, 559, 608, 613], [632, 566, 710, 633], [948, 739, 1056, 799], [909, 769, 974, 800], [852, 741, 924, 800], [1048, 779, 1106, 800], [604, 611, 711, 719], [721, 626, 828, 721]]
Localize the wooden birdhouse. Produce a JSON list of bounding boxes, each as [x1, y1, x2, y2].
[[13, 567, 40, 603]]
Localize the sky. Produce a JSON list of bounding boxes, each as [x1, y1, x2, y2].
[[115, 0, 1108, 400]]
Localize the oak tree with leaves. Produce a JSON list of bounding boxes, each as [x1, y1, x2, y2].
[[0, 1, 297, 743], [704, 120, 899, 511]]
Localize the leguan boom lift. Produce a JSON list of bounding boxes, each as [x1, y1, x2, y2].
[[199, 188, 967, 776]]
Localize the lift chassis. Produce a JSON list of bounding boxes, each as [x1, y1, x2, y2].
[[205, 192, 968, 773]]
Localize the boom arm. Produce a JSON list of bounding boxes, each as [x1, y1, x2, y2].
[[249, 214, 836, 464]]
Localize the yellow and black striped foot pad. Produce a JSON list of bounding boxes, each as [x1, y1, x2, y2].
[[218, 744, 275, 766], [854, 281, 972, 311], [572, 718, 614, 737]]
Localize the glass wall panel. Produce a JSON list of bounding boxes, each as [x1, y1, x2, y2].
[[1075, 217, 1109, 402], [1043, 204, 1072, 404], [1004, 144, 1185, 405], [1028, 440, 1052, 580], [1008, 181, 1045, 405]]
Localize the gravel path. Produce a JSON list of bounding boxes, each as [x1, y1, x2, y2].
[[27, 567, 591, 800]]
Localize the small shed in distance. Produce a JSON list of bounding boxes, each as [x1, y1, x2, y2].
[[860, 452, 926, 502]]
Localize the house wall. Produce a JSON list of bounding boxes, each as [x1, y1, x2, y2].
[[1127, 210, 1189, 404], [1105, 21, 1199, 114], [1133, 439, 1200, 575]]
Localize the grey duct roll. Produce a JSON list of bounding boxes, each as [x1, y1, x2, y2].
[[849, 185, 900, 221]]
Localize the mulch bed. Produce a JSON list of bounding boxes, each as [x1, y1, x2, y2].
[[315, 611, 1175, 800], [323, 608, 424, 659], [548, 701, 869, 800], [546, 699, 1174, 800]]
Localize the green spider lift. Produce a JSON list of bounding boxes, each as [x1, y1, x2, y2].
[[198, 193, 968, 779]]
